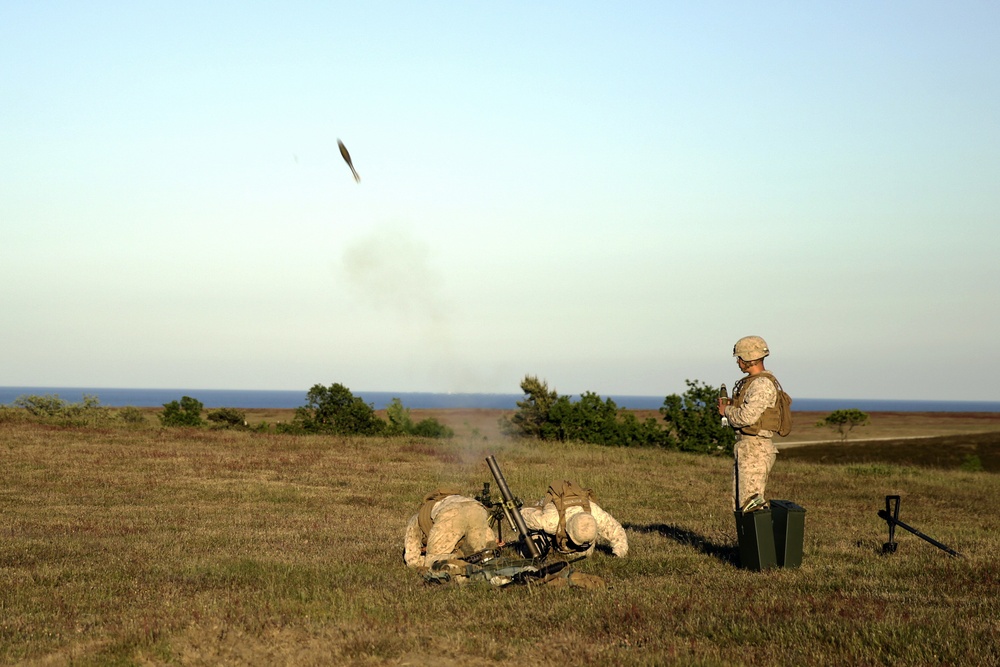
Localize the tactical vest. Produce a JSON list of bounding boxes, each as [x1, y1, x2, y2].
[[416, 487, 463, 549], [732, 372, 791, 436], [545, 480, 596, 553]]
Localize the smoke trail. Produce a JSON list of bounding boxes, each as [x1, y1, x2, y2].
[[340, 223, 446, 324]]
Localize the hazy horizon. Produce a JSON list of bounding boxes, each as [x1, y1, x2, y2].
[[4, 384, 1000, 409], [3, 3, 998, 401]]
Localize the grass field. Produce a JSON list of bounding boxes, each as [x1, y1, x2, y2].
[[2, 410, 999, 665]]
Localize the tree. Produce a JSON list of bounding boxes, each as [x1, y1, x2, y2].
[[503, 375, 561, 440], [547, 391, 622, 445], [293, 383, 385, 436], [817, 409, 869, 441], [385, 397, 414, 435], [659, 379, 736, 454], [159, 396, 205, 427], [502, 376, 672, 447], [385, 397, 453, 438]]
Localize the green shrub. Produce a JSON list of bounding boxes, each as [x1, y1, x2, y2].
[[385, 398, 414, 436], [410, 417, 454, 439], [118, 406, 148, 426], [14, 394, 68, 417], [159, 396, 205, 427], [960, 454, 984, 472], [0, 405, 30, 424], [659, 379, 735, 454], [293, 383, 385, 436], [502, 376, 673, 447], [207, 407, 247, 429], [384, 398, 452, 438], [11, 393, 115, 427]]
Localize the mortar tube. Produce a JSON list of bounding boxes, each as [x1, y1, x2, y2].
[[485, 455, 542, 558]]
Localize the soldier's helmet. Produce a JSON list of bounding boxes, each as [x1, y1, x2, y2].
[[733, 336, 770, 362], [566, 513, 598, 548]]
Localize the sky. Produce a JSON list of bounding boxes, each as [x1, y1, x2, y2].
[[2, 2, 999, 401]]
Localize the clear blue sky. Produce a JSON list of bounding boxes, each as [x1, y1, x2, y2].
[[3, 2, 998, 401]]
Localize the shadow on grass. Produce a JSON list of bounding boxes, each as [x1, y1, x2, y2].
[[624, 522, 740, 567]]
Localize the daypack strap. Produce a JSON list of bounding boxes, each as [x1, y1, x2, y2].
[[546, 480, 596, 552], [733, 372, 790, 436], [417, 487, 462, 544]]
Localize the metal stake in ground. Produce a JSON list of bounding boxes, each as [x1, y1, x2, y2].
[[878, 495, 962, 557]]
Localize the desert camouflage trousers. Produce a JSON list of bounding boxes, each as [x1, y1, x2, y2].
[[424, 501, 496, 567], [732, 435, 778, 509]]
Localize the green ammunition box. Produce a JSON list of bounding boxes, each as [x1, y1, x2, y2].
[[734, 508, 777, 571], [770, 500, 806, 568]]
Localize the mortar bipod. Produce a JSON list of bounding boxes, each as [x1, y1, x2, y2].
[[878, 495, 961, 558]]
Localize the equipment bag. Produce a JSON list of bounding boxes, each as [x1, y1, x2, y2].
[[733, 373, 793, 437]]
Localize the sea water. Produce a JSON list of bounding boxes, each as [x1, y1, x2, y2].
[[1, 386, 999, 412]]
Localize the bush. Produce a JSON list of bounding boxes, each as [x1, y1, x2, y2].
[[118, 406, 148, 426], [502, 376, 672, 447], [0, 405, 30, 425], [14, 394, 68, 417], [385, 398, 414, 436], [293, 383, 385, 436], [960, 454, 984, 472], [159, 396, 205, 427], [384, 398, 452, 438], [659, 380, 736, 454], [207, 407, 247, 429], [548, 392, 621, 445], [11, 394, 115, 427], [410, 417, 454, 439]]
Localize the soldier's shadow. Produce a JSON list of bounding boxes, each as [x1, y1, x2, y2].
[[624, 522, 740, 567]]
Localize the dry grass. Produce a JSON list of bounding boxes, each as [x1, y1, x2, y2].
[[2, 414, 999, 666]]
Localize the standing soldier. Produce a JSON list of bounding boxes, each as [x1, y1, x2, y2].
[[719, 336, 784, 512]]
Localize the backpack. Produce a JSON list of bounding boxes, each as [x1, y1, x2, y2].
[[545, 480, 596, 553], [734, 373, 793, 437], [763, 374, 793, 437], [417, 487, 462, 543]]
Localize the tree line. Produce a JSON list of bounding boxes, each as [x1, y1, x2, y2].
[[502, 375, 736, 454], [2, 377, 873, 453]]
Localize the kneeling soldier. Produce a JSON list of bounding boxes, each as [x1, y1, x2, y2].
[[519, 480, 628, 558], [403, 489, 498, 569]]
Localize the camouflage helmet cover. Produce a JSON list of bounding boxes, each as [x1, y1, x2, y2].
[[733, 335, 770, 361], [566, 513, 598, 547]]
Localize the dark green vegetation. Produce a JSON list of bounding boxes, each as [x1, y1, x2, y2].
[[1, 419, 997, 666], [9, 393, 116, 427], [271, 383, 453, 438], [2, 384, 454, 439], [288, 382, 388, 435], [783, 431, 1000, 473], [159, 395, 207, 427], [502, 375, 734, 453]]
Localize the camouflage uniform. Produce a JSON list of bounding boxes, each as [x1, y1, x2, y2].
[[403, 495, 497, 569], [725, 374, 779, 508], [520, 499, 629, 558]]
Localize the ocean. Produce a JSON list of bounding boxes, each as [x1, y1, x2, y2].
[[1, 386, 999, 412]]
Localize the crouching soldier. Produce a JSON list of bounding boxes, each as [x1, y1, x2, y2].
[[519, 480, 628, 558], [403, 488, 498, 570]]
